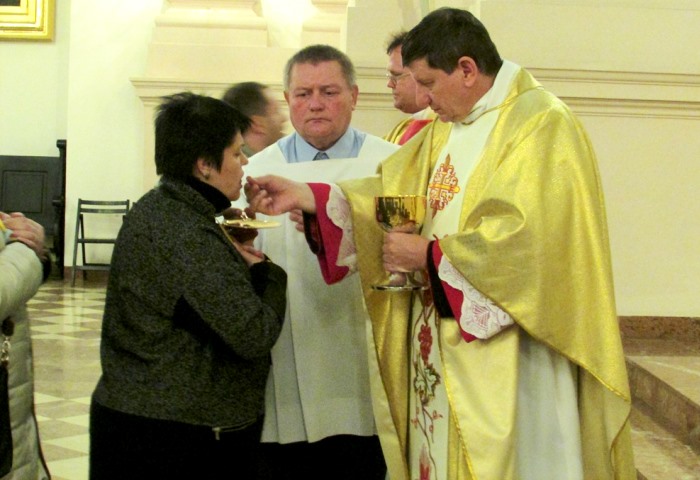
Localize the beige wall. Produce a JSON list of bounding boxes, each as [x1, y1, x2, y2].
[[0, 0, 697, 315], [479, 1, 700, 315], [588, 115, 699, 315], [0, 0, 70, 156]]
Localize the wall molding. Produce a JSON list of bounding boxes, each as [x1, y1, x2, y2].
[[132, 67, 700, 120], [531, 67, 700, 119]]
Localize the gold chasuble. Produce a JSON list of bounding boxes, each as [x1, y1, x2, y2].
[[339, 67, 635, 480], [384, 110, 436, 146], [384, 116, 415, 144]]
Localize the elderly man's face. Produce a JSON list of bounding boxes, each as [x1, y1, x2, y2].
[[284, 60, 358, 151]]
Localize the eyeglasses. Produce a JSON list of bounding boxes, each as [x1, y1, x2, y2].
[[385, 72, 411, 84]]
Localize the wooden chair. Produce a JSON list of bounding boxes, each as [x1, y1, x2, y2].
[[71, 199, 130, 286]]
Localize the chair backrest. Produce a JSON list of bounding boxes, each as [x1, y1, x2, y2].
[[77, 199, 130, 215], [71, 198, 131, 285]]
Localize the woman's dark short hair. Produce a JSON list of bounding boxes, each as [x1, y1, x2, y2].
[[402, 8, 502, 76], [155, 92, 250, 180]]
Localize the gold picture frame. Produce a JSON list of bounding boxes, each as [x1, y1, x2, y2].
[[0, 0, 54, 41]]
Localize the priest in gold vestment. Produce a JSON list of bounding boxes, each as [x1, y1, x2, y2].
[[246, 7, 636, 480]]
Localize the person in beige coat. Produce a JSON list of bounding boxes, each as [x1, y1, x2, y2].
[[0, 212, 51, 480]]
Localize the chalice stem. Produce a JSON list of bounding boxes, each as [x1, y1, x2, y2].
[[372, 194, 428, 292], [405, 272, 424, 289]]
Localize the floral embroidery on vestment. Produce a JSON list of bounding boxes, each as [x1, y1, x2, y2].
[[411, 291, 444, 478]]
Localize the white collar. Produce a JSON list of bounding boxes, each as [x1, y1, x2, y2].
[[460, 60, 520, 125]]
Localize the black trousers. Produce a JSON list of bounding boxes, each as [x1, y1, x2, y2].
[[90, 400, 263, 480], [257, 434, 387, 480]]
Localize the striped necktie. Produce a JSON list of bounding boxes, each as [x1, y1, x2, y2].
[[313, 151, 329, 160]]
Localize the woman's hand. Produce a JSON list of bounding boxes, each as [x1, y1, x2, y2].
[[221, 207, 258, 244], [1, 211, 47, 259], [232, 240, 266, 267]]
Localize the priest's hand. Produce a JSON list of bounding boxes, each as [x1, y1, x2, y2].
[[382, 231, 430, 273], [245, 175, 317, 216]]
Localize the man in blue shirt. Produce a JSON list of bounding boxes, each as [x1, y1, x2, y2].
[[246, 44, 397, 480]]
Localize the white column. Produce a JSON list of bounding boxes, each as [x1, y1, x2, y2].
[[134, 0, 297, 190], [342, 0, 404, 67], [156, 0, 268, 44], [301, 0, 349, 48]]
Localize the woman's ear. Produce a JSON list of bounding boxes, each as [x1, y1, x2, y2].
[[194, 157, 212, 180]]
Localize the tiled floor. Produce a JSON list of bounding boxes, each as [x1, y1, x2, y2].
[[25, 278, 700, 480], [28, 277, 106, 480]]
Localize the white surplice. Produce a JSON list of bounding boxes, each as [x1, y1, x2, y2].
[[244, 136, 398, 444]]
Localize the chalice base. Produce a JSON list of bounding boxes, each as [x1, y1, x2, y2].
[[371, 283, 428, 292], [372, 272, 428, 292]]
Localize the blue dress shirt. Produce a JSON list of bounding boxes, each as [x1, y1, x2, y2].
[[277, 128, 367, 163]]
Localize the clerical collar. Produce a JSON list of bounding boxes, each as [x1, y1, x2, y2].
[[460, 60, 520, 125], [184, 176, 232, 214]]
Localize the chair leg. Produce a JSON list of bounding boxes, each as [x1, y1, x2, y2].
[[71, 208, 82, 287], [71, 255, 78, 286]]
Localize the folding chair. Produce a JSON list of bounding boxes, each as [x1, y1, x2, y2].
[[71, 199, 130, 286]]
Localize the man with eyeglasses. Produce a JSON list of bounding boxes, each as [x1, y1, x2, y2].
[[383, 31, 434, 145]]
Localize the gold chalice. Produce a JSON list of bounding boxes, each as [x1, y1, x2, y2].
[[372, 195, 428, 292]]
